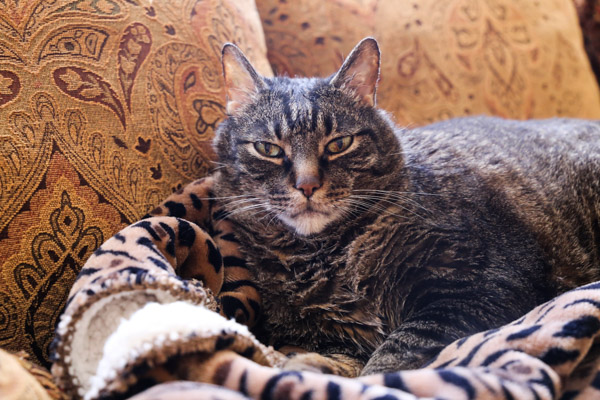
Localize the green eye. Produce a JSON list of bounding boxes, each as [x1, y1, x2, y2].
[[254, 141, 284, 158], [326, 136, 353, 155]]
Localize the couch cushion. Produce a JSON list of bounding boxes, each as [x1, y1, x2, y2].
[[256, 0, 600, 125], [0, 0, 270, 367], [0, 349, 58, 400]]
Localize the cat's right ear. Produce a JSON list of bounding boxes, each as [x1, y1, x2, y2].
[[222, 43, 266, 116], [330, 37, 380, 107]]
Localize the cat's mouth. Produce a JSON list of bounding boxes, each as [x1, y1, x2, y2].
[[279, 202, 335, 235], [289, 204, 329, 219]]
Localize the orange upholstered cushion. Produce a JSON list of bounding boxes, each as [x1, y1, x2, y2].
[[256, 0, 600, 125], [0, 0, 270, 367]]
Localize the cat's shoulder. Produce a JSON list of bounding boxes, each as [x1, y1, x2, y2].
[[402, 116, 600, 141], [398, 116, 600, 161]]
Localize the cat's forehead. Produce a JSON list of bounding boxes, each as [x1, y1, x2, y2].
[[268, 76, 324, 94], [267, 76, 326, 112], [251, 76, 354, 140]]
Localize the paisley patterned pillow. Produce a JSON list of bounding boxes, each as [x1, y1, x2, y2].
[[0, 0, 271, 367], [256, 0, 600, 125]]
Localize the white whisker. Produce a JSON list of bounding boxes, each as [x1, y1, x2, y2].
[[223, 203, 269, 217], [200, 194, 255, 201], [350, 194, 425, 219], [339, 198, 409, 220], [221, 198, 260, 209], [351, 190, 433, 214], [353, 189, 443, 197]]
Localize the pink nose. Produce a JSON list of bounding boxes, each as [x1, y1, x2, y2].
[[295, 175, 321, 198]]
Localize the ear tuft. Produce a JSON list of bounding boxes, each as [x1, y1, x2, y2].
[[221, 43, 265, 116], [330, 37, 380, 107]]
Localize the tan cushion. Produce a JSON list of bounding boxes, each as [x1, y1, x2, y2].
[[0, 349, 56, 400], [256, 0, 600, 125], [258, 0, 376, 77], [0, 0, 270, 367]]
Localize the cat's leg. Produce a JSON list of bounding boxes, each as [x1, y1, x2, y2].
[[361, 280, 537, 375], [360, 319, 458, 375], [280, 346, 364, 377]]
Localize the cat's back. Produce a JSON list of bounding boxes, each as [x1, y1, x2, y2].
[[401, 116, 600, 176], [399, 116, 600, 289]]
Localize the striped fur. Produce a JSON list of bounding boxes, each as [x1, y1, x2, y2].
[[211, 39, 600, 375]]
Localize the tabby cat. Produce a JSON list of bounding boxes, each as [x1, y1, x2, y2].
[[212, 38, 600, 376]]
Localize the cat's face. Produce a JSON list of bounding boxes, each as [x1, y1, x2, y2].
[[214, 39, 402, 235]]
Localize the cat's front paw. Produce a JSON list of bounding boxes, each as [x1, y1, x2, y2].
[[362, 341, 429, 375], [283, 353, 335, 374], [282, 352, 362, 377], [361, 349, 425, 375], [361, 353, 402, 376]]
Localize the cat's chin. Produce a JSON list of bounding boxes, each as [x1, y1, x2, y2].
[[279, 211, 334, 236]]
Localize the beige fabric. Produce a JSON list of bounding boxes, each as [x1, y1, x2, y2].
[[0, 349, 53, 400], [256, 0, 600, 126]]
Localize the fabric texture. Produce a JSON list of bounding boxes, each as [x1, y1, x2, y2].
[[52, 178, 600, 400], [0, 0, 271, 367], [51, 177, 285, 399], [256, 0, 600, 126], [0, 349, 67, 400]]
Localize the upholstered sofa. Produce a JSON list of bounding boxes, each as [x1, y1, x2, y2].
[[2, 0, 600, 398]]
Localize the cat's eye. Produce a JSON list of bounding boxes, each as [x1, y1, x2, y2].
[[325, 136, 354, 155], [254, 141, 284, 158]]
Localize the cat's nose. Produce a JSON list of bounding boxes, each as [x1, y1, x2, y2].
[[295, 175, 321, 198]]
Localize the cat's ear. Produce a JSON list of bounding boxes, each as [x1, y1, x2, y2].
[[330, 37, 380, 107], [221, 43, 266, 116]]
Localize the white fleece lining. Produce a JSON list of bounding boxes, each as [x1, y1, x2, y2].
[[70, 290, 179, 398], [85, 301, 251, 400]]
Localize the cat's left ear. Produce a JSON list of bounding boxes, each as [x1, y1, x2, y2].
[[222, 43, 266, 116], [330, 37, 380, 107]]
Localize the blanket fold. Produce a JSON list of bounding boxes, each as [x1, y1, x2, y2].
[[51, 178, 600, 400]]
